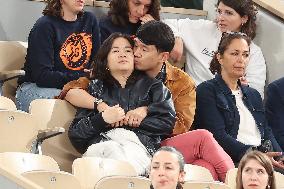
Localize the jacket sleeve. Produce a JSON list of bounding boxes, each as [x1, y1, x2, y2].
[[26, 21, 85, 89], [265, 81, 284, 151], [56, 77, 90, 99], [195, 82, 251, 162], [171, 74, 196, 135], [68, 109, 108, 154], [139, 81, 176, 139], [68, 80, 106, 153], [245, 44, 266, 99]]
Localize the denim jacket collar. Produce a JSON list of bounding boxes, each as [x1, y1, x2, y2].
[[214, 74, 250, 99]]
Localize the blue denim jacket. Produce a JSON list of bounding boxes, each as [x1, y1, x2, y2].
[[265, 77, 284, 150], [194, 74, 282, 162]]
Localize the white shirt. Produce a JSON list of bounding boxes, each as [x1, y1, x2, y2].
[[163, 18, 266, 98], [232, 89, 261, 146]]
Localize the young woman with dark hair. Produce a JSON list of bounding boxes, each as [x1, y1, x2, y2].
[[16, 0, 100, 112], [164, 0, 266, 98], [194, 32, 284, 171], [99, 0, 160, 43]]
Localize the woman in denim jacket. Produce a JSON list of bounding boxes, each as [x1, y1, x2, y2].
[[194, 32, 284, 171]]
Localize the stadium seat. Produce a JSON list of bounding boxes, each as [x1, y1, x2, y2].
[[22, 170, 81, 189], [0, 110, 39, 153], [0, 41, 27, 100], [29, 99, 80, 172], [0, 152, 59, 175], [183, 181, 231, 189], [72, 157, 137, 189], [184, 164, 214, 182], [0, 165, 43, 189], [95, 176, 150, 189], [0, 96, 16, 110]]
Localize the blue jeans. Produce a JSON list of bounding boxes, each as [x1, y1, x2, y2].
[[16, 82, 61, 112]]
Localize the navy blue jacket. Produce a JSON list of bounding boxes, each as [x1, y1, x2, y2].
[[194, 74, 282, 162], [265, 77, 284, 150]]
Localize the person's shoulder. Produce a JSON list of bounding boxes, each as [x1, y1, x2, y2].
[[250, 41, 263, 53], [166, 63, 194, 84], [196, 78, 216, 92], [268, 77, 284, 91], [81, 11, 98, 23], [34, 15, 56, 26], [99, 16, 112, 26]]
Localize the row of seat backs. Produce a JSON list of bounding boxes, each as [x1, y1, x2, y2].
[[0, 98, 80, 172], [0, 150, 217, 189]]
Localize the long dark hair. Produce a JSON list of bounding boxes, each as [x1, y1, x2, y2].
[[210, 32, 251, 75], [109, 0, 160, 26], [91, 33, 140, 85], [150, 146, 185, 189], [217, 0, 257, 39], [42, 0, 83, 18]]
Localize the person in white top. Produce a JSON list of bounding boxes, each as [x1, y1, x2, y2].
[[164, 0, 266, 98]]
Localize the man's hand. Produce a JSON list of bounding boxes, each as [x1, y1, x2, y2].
[[169, 37, 183, 63], [123, 106, 148, 127], [140, 14, 155, 25], [102, 105, 125, 124], [266, 152, 284, 169]]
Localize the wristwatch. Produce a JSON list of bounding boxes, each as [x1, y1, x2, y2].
[[94, 98, 103, 109]]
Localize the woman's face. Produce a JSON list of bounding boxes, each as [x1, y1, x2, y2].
[[128, 0, 152, 23], [241, 159, 270, 189], [218, 38, 249, 80], [150, 151, 185, 189], [216, 2, 248, 32], [61, 0, 85, 14], [107, 37, 134, 74]]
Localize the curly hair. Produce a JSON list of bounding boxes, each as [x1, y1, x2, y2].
[[209, 32, 251, 75], [42, 0, 83, 18], [109, 0, 160, 26], [236, 150, 276, 189], [217, 0, 258, 39]]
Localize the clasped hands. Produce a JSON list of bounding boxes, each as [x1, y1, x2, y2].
[[101, 104, 148, 128]]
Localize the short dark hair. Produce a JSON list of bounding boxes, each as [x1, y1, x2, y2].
[[109, 0, 160, 26], [217, 0, 258, 39], [42, 0, 83, 18], [136, 20, 175, 52], [210, 32, 251, 75], [91, 33, 135, 83]]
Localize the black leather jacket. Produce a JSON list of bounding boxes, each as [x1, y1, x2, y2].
[[68, 73, 176, 154]]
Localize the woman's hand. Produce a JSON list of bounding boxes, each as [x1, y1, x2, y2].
[[240, 76, 249, 86], [170, 37, 183, 63], [140, 14, 155, 25], [265, 152, 284, 169], [123, 106, 148, 127], [102, 104, 125, 124]]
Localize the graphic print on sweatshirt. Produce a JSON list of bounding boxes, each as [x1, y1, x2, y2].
[[60, 33, 92, 70]]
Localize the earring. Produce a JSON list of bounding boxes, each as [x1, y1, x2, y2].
[[267, 185, 271, 189]]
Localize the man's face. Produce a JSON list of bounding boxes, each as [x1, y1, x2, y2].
[[133, 38, 163, 77]]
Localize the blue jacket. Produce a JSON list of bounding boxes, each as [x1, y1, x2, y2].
[[194, 74, 282, 162], [265, 77, 284, 150]]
